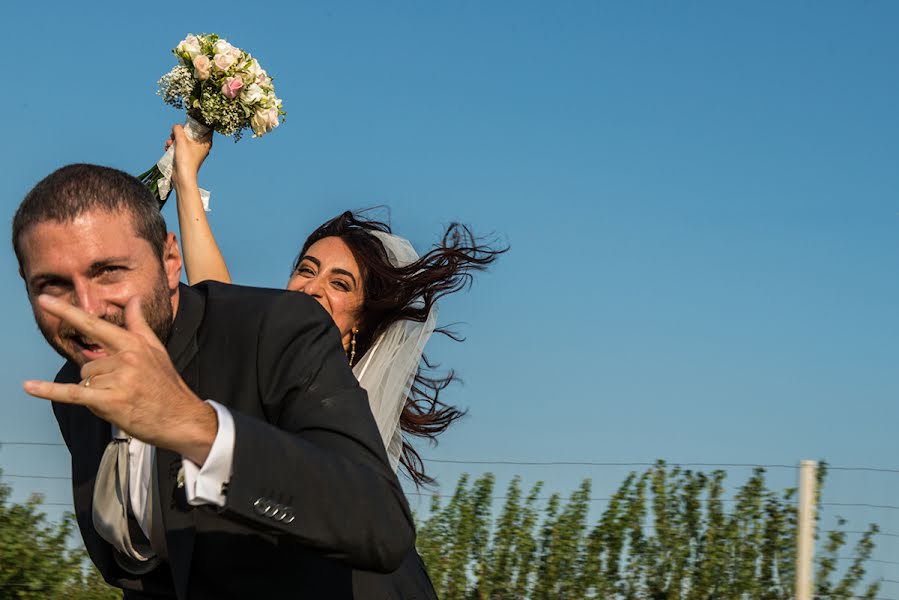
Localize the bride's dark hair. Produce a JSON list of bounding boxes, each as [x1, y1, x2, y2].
[[295, 210, 507, 486]]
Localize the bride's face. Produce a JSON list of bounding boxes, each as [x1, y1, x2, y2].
[[287, 236, 363, 349]]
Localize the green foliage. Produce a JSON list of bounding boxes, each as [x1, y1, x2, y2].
[[416, 461, 881, 599], [0, 473, 121, 600], [0, 463, 881, 600]]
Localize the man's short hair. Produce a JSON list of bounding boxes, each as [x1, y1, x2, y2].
[[12, 164, 168, 268]]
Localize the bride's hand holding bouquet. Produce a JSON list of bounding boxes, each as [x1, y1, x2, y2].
[[166, 124, 211, 191]]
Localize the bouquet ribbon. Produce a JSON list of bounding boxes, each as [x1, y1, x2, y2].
[[155, 116, 213, 211]]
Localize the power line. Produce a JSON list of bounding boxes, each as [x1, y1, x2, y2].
[[21, 495, 899, 538], [6, 473, 897, 512], [32, 487, 896, 537], [0, 441, 65, 447], [823, 502, 899, 511], [1, 473, 69, 481], [3, 443, 899, 474], [424, 458, 899, 474], [406, 492, 899, 512], [842, 558, 899, 567], [826, 530, 899, 539]]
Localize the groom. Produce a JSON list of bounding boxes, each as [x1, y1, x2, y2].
[[13, 163, 416, 599]]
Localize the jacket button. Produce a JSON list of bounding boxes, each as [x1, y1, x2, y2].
[[253, 498, 269, 515]]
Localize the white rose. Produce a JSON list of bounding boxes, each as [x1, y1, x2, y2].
[[177, 35, 203, 59], [251, 106, 280, 136], [213, 53, 237, 72], [213, 39, 234, 56], [245, 58, 264, 79], [235, 61, 255, 85], [241, 83, 264, 104], [192, 55, 212, 80]]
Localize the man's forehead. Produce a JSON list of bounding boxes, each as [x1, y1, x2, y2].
[[21, 210, 151, 270], [29, 208, 144, 239]]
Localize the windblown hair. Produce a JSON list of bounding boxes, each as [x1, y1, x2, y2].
[[13, 164, 167, 268], [297, 211, 507, 486]]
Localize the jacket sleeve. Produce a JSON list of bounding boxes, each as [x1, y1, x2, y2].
[[218, 291, 415, 572]]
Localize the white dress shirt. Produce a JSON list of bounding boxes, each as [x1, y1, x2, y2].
[[126, 400, 235, 541]]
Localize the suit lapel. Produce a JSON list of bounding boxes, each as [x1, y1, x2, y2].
[[155, 284, 205, 600]]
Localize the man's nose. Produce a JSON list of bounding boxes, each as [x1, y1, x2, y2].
[[72, 281, 104, 316]]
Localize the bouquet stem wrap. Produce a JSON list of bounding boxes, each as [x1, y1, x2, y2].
[[139, 116, 212, 211]]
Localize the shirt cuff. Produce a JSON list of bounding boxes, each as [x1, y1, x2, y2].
[[182, 400, 235, 507]]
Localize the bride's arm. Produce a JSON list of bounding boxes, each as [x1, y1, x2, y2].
[[170, 125, 232, 285]]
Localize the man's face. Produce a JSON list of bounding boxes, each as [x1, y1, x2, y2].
[[18, 209, 183, 366]]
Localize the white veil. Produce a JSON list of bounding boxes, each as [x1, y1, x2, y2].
[[352, 230, 437, 472]]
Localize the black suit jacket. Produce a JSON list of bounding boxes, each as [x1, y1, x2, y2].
[[53, 282, 436, 599]]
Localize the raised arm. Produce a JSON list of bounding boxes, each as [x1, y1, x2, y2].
[[170, 125, 232, 285]]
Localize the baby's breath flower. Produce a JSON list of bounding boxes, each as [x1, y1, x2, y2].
[[157, 65, 195, 110]]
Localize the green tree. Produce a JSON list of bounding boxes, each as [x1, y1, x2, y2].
[[417, 461, 882, 599], [0, 473, 121, 600]]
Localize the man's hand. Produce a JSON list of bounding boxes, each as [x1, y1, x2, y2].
[[24, 294, 217, 465]]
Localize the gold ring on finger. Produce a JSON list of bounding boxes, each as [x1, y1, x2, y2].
[[82, 375, 93, 388]]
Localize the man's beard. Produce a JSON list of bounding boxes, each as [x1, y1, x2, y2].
[[40, 274, 174, 366]]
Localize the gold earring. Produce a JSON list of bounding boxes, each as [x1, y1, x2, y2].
[[349, 329, 358, 366]]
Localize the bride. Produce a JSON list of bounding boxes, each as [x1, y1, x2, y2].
[[166, 125, 505, 596]]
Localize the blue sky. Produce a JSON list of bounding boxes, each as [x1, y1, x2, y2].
[[1, 0, 897, 584]]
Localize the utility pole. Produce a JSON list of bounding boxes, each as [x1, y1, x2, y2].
[[795, 459, 818, 600]]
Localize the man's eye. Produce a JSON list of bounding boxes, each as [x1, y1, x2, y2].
[[37, 281, 68, 295]]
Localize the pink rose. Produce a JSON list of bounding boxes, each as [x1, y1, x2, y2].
[[221, 77, 244, 100], [192, 55, 212, 80]]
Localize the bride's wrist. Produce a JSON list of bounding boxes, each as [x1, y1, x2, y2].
[[173, 174, 199, 191], [174, 179, 201, 200]]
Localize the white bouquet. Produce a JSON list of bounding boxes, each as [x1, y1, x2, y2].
[[139, 33, 285, 209]]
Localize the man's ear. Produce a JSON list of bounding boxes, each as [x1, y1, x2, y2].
[[20, 267, 31, 298], [163, 232, 183, 291]]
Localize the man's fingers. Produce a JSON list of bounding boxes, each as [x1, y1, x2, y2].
[[23, 379, 100, 407], [124, 297, 165, 350], [36, 295, 130, 353], [75, 370, 114, 390], [80, 353, 125, 379]]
